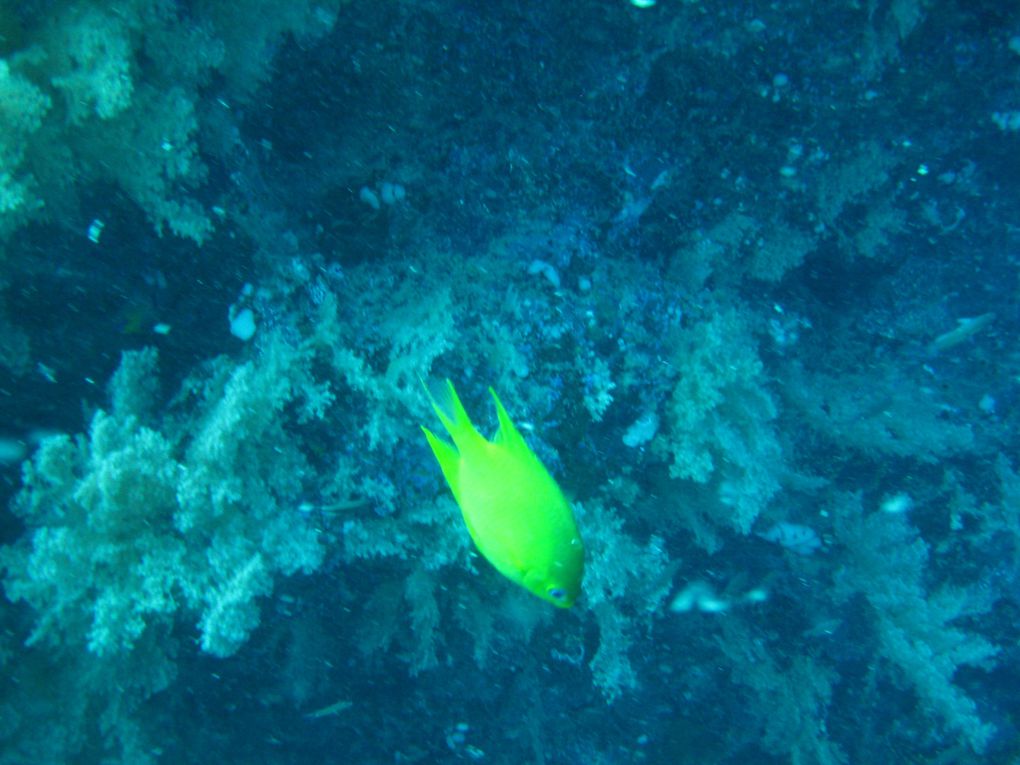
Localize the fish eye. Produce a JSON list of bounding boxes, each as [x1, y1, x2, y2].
[[547, 587, 566, 601]]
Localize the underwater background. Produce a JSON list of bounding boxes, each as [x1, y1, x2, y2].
[[0, 0, 1018, 762]]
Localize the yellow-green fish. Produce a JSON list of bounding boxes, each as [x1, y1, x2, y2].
[[421, 380, 584, 607]]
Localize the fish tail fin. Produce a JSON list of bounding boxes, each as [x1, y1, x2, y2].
[[420, 377, 481, 450], [421, 425, 461, 496]]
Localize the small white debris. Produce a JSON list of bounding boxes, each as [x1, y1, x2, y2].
[[446, 722, 473, 751], [152, 323, 172, 335], [744, 588, 769, 604], [361, 182, 406, 210], [379, 181, 406, 205], [622, 411, 658, 448], [672, 580, 767, 615], [630, 0, 656, 7], [880, 492, 913, 515], [670, 581, 717, 613], [37, 363, 57, 383], [928, 312, 995, 354], [979, 394, 996, 414], [304, 698, 352, 719], [650, 170, 670, 190], [87, 218, 105, 244], [359, 186, 381, 210], [992, 111, 1020, 132], [229, 306, 256, 341], [527, 259, 560, 288], [696, 594, 730, 613], [758, 522, 821, 555]]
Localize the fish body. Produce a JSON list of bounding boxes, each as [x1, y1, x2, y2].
[[421, 380, 584, 607]]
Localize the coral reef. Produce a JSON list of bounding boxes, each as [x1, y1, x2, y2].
[[1, 0, 1018, 763]]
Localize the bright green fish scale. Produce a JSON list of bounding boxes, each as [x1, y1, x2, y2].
[[421, 380, 584, 607]]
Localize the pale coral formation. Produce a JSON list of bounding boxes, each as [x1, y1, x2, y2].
[[3, 342, 324, 658]]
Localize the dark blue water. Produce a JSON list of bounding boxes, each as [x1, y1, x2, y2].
[[1, 1, 1018, 762]]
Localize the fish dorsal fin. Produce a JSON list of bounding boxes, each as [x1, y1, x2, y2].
[[489, 388, 528, 452], [421, 377, 483, 453]]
